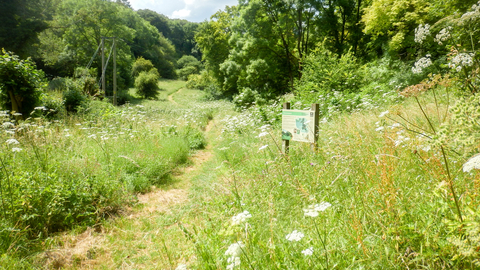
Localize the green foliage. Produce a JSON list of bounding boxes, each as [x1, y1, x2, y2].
[[134, 70, 160, 99], [294, 48, 364, 99], [63, 88, 87, 112], [180, 125, 206, 150], [0, 50, 45, 116], [232, 87, 266, 111], [131, 57, 156, 78]]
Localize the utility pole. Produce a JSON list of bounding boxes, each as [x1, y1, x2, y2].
[[101, 37, 106, 97], [113, 37, 117, 106]]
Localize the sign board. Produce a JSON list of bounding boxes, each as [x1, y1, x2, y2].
[[282, 109, 316, 143]]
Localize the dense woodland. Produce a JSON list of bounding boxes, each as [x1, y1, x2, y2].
[[3, 0, 480, 268]]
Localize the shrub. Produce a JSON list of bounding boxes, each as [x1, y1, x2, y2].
[[0, 49, 45, 116], [63, 88, 87, 112], [132, 57, 156, 78], [232, 87, 266, 111], [134, 70, 160, 99]]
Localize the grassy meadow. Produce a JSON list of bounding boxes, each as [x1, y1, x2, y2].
[[1, 79, 480, 269]]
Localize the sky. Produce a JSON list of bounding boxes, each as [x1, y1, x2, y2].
[[128, 0, 238, 22]]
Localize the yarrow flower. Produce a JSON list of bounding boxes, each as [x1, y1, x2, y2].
[[303, 202, 332, 217], [412, 56, 432, 74], [225, 242, 244, 270], [5, 138, 19, 145], [414, 24, 430, 44], [449, 53, 474, 72], [286, 230, 304, 241], [12, 147, 22, 152], [301, 247, 314, 256], [175, 264, 188, 270], [231, 210, 252, 226], [463, 154, 480, 172]]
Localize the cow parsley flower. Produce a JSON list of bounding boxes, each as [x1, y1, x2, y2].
[[231, 211, 252, 226], [301, 247, 314, 256], [5, 138, 19, 145], [225, 242, 244, 270], [463, 154, 480, 172], [414, 24, 430, 44], [412, 56, 432, 74], [449, 53, 474, 72], [175, 264, 188, 270], [434, 27, 452, 45], [286, 230, 304, 241], [12, 147, 22, 152]]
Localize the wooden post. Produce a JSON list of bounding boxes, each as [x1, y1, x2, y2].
[[101, 37, 106, 97], [283, 102, 290, 154], [311, 103, 319, 152], [113, 37, 117, 106]]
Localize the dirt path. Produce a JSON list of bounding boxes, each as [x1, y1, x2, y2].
[[41, 120, 216, 269], [167, 88, 182, 105]]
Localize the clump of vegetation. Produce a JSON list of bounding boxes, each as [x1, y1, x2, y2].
[[132, 57, 161, 99], [0, 50, 45, 116]]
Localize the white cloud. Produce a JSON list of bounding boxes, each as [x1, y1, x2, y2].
[[171, 9, 192, 19]]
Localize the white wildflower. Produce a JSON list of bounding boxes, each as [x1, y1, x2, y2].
[[414, 24, 430, 44], [412, 56, 432, 74], [225, 242, 244, 270], [12, 147, 22, 152], [257, 131, 269, 138], [175, 264, 188, 270], [378, 110, 389, 118], [2, 122, 14, 128], [286, 230, 304, 242], [313, 202, 332, 212], [449, 53, 474, 72], [5, 138, 19, 145], [434, 27, 452, 45], [231, 211, 252, 226], [301, 247, 314, 256], [375, 126, 385, 132], [463, 154, 480, 172], [259, 145, 268, 151]]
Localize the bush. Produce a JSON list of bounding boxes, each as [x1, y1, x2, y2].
[[63, 88, 87, 112], [132, 57, 156, 78], [134, 70, 160, 99], [177, 65, 198, 81], [0, 50, 45, 116], [232, 87, 266, 111]]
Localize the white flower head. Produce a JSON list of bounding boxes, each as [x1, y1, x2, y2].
[[463, 154, 480, 172], [5, 138, 19, 145], [257, 131, 269, 138], [286, 230, 304, 241], [412, 56, 432, 74], [12, 147, 22, 152], [231, 210, 252, 226], [259, 145, 268, 151], [434, 26, 452, 45], [175, 264, 188, 270], [378, 110, 389, 118], [301, 247, 314, 256], [449, 53, 474, 72], [414, 24, 430, 44], [225, 242, 244, 269]]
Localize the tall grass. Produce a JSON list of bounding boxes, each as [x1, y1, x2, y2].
[[178, 86, 480, 269]]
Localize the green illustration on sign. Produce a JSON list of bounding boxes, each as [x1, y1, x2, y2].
[[281, 109, 315, 143]]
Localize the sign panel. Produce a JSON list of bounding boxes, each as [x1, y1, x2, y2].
[[282, 110, 316, 143]]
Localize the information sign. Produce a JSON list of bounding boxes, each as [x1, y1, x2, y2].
[[282, 109, 316, 143]]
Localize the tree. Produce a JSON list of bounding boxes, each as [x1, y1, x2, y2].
[[0, 50, 44, 116], [362, 0, 431, 57]]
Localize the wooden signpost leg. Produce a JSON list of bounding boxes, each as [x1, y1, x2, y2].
[[283, 102, 290, 155], [311, 103, 319, 152]]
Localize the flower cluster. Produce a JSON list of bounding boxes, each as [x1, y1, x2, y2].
[[231, 210, 252, 226], [301, 247, 314, 256], [434, 27, 452, 45], [414, 24, 430, 44], [461, 1, 480, 20], [225, 242, 244, 270], [303, 202, 332, 217], [449, 53, 474, 72], [285, 230, 305, 242], [463, 154, 480, 172], [412, 56, 432, 74]]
